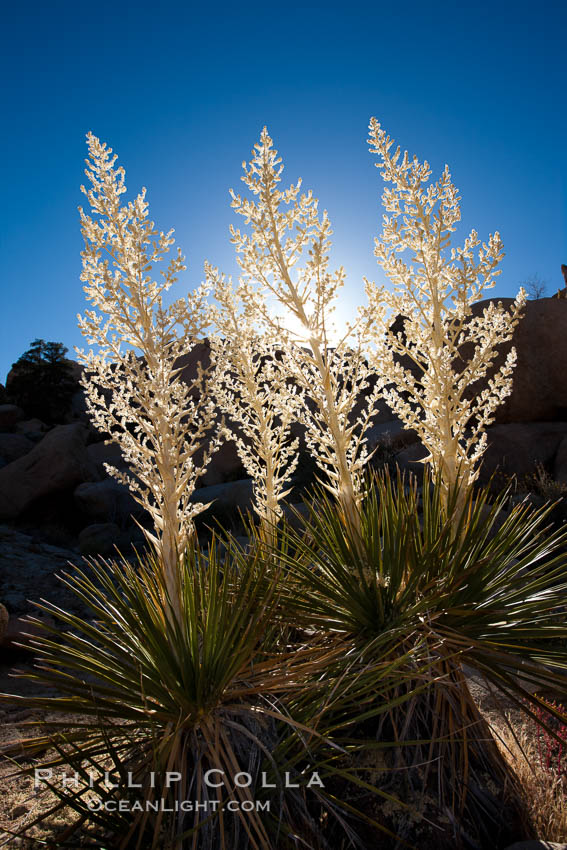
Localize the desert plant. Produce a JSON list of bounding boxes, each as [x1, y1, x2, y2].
[[527, 462, 567, 502], [227, 128, 385, 536], [208, 269, 300, 539], [363, 120, 526, 520], [4, 121, 559, 850], [78, 134, 223, 624], [0, 539, 428, 850], [7, 338, 78, 423], [530, 698, 567, 778], [266, 471, 567, 846], [0, 543, 341, 850]]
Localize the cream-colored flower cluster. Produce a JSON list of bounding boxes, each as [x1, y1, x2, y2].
[[208, 266, 300, 535], [363, 119, 525, 511], [228, 128, 385, 532], [77, 120, 526, 585], [77, 133, 223, 619]]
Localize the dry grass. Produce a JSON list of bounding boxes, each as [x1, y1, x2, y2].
[[494, 708, 567, 842]]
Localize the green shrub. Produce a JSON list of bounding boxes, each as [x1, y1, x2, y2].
[[264, 470, 567, 847], [0, 542, 372, 848]]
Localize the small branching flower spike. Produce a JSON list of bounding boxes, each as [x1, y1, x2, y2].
[[230, 128, 386, 534], [364, 119, 525, 517], [208, 265, 301, 537], [78, 134, 222, 622]]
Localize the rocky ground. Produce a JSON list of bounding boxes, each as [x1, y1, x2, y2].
[[0, 526, 83, 619]]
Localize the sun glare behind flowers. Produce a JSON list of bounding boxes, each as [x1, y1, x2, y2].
[[268, 297, 356, 349]]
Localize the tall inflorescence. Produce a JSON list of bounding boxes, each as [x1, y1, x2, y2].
[[229, 128, 385, 536], [77, 133, 222, 622], [363, 118, 525, 516], [208, 266, 300, 540]]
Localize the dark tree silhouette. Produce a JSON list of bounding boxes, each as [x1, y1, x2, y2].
[[522, 273, 548, 300], [7, 339, 79, 424]]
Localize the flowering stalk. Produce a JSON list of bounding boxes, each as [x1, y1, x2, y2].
[[208, 265, 300, 541], [229, 129, 384, 536], [363, 119, 525, 518], [78, 134, 222, 623]]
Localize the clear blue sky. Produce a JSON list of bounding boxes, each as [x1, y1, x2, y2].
[[1, 0, 565, 383]]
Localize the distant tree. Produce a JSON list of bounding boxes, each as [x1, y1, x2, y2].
[[8, 339, 78, 423], [523, 273, 548, 300]]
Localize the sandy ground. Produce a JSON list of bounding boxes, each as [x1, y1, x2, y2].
[[0, 654, 74, 847]]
